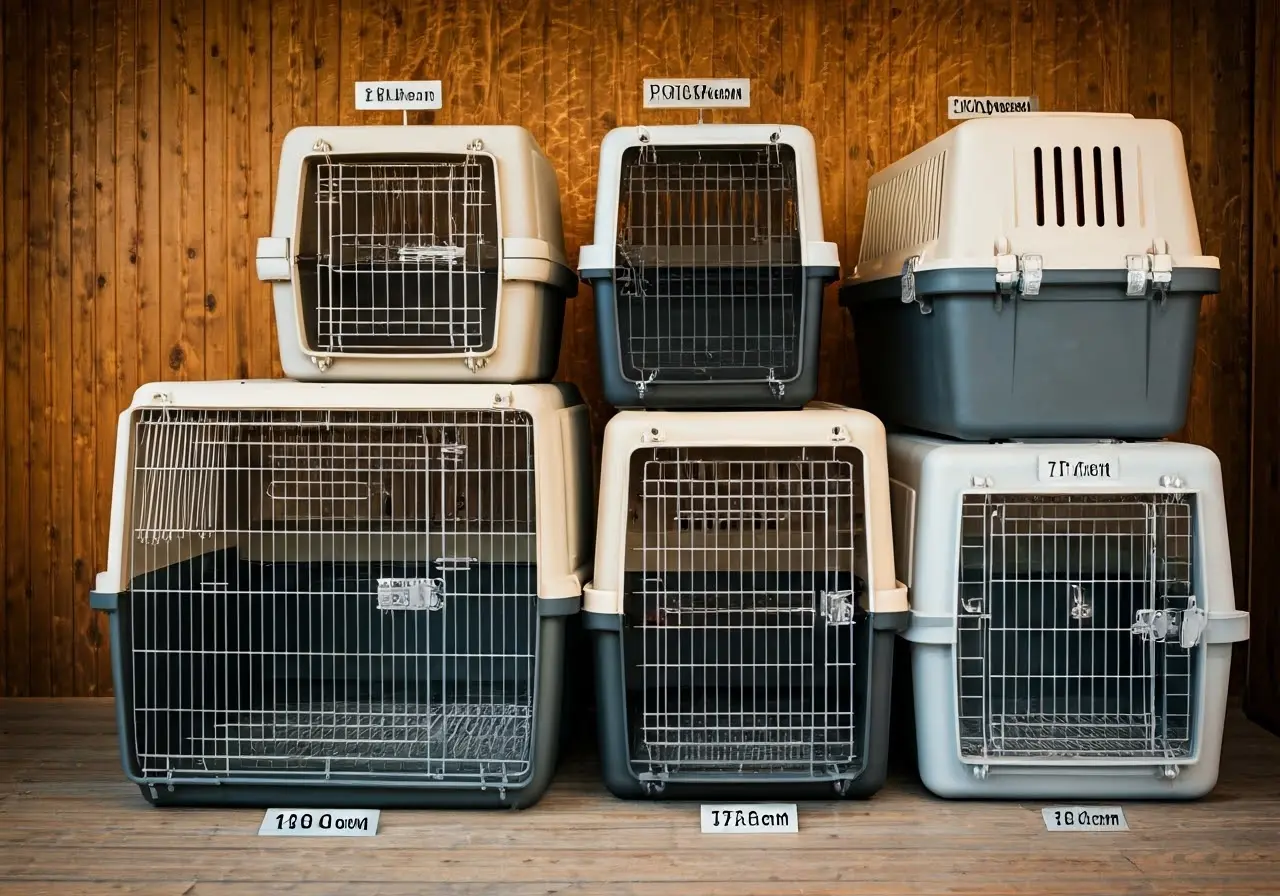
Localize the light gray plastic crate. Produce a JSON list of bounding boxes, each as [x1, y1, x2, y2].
[[888, 434, 1249, 799]]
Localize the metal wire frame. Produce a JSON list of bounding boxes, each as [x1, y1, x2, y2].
[[955, 492, 1197, 762], [125, 407, 538, 786], [613, 144, 805, 387], [305, 154, 499, 354], [624, 445, 867, 779]]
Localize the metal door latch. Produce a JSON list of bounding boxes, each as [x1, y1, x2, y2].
[[377, 577, 445, 611], [1132, 601, 1208, 648], [821, 590, 857, 625], [900, 256, 932, 315]]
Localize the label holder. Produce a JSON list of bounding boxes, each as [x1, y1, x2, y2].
[[700, 803, 798, 834], [259, 807, 381, 837]]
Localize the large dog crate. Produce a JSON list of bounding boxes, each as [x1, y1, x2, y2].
[[888, 435, 1248, 799], [583, 408, 908, 799], [91, 381, 594, 808], [841, 114, 1219, 439], [579, 125, 840, 409], [256, 126, 577, 382]]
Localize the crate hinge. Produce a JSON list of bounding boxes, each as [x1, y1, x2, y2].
[[1126, 239, 1172, 303]]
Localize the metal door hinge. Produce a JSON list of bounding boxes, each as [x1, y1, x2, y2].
[[311, 355, 333, 373], [820, 590, 857, 625], [766, 370, 785, 400], [900, 256, 932, 315], [464, 354, 489, 373], [993, 246, 1041, 300], [1132, 600, 1207, 648], [635, 370, 658, 399]]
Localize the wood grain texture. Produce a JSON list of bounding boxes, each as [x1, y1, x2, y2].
[[1246, 0, 1280, 732], [0, 0, 1270, 703], [0, 699, 1279, 893]]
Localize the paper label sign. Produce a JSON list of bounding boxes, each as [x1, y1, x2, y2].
[[259, 808, 380, 837], [700, 803, 798, 833], [355, 80, 442, 111], [948, 96, 1039, 119], [1037, 454, 1120, 483], [1042, 806, 1129, 832], [644, 79, 751, 109]]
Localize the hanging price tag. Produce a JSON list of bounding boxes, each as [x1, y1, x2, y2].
[[355, 80, 442, 111], [259, 808, 380, 837], [948, 96, 1039, 119]]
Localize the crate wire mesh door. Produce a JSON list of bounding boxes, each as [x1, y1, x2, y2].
[[955, 493, 1197, 764], [614, 143, 803, 393], [304, 152, 499, 354], [625, 446, 868, 781], [126, 406, 537, 787]]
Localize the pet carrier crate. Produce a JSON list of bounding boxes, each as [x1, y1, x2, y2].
[[583, 407, 909, 799], [90, 380, 594, 808], [256, 126, 577, 382], [578, 125, 840, 409], [841, 113, 1219, 439], [888, 434, 1249, 799]]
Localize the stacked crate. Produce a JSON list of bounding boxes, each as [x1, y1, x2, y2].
[[91, 126, 593, 809], [580, 125, 908, 800], [841, 113, 1249, 798]]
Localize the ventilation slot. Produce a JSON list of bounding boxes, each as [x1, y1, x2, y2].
[[1113, 146, 1126, 227], [1033, 148, 1045, 227], [857, 151, 946, 265], [1093, 147, 1106, 226], [1053, 147, 1065, 227], [1073, 147, 1086, 227]]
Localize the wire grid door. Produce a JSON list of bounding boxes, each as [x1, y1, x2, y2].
[[955, 492, 1197, 762], [628, 446, 865, 779], [126, 407, 538, 786], [614, 144, 803, 389], [311, 154, 499, 354]]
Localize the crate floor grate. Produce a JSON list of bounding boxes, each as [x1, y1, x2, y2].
[[191, 700, 532, 774], [633, 707, 858, 771], [959, 712, 1191, 759]]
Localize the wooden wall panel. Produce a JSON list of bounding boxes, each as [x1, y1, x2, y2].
[[1247, 0, 1280, 731], [0, 0, 1269, 701]]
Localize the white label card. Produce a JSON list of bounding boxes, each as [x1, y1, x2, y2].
[[355, 80, 442, 111], [700, 803, 798, 833], [259, 808, 380, 837], [644, 78, 751, 109], [1042, 806, 1129, 832], [1037, 454, 1120, 482], [948, 95, 1039, 119]]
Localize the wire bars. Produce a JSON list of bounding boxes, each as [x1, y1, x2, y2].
[[305, 155, 500, 354], [625, 446, 867, 779], [614, 145, 803, 387], [126, 407, 538, 786], [955, 493, 1196, 761]]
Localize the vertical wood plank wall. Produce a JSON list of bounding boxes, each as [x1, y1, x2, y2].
[[0, 0, 1271, 718]]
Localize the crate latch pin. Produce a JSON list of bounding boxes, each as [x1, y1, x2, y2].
[[635, 369, 658, 399], [766, 370, 785, 400], [820, 590, 856, 625], [1017, 254, 1043, 296], [1131, 599, 1207, 648]]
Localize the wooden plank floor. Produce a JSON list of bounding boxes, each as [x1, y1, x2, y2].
[[1, 699, 1278, 895]]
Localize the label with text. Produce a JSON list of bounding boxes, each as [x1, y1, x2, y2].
[[643, 79, 751, 109], [948, 96, 1038, 119], [1037, 454, 1120, 483], [355, 81, 442, 111], [259, 808, 380, 837], [700, 803, 798, 833], [1042, 806, 1129, 832]]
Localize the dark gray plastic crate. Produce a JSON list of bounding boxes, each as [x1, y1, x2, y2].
[[580, 130, 841, 409], [584, 571, 903, 801], [840, 267, 1217, 440], [92, 554, 573, 809]]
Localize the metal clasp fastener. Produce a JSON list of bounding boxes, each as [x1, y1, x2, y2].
[[820, 590, 856, 626], [900, 256, 932, 315]]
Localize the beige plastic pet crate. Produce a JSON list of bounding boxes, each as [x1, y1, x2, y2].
[[257, 126, 577, 382], [582, 406, 908, 799], [91, 380, 593, 809], [842, 113, 1220, 439]]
